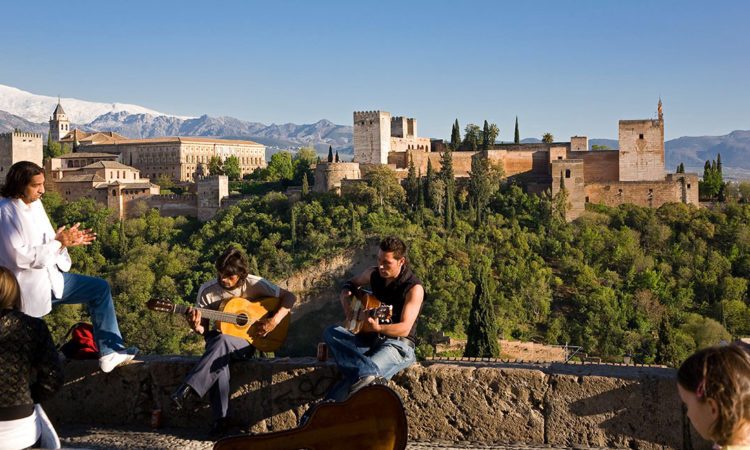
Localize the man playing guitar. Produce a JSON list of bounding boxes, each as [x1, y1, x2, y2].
[[170, 246, 296, 437], [323, 236, 424, 401]]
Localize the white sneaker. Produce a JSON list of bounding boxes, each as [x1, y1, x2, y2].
[[99, 347, 139, 373]]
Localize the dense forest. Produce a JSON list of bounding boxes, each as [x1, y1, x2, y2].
[[42, 151, 750, 367]]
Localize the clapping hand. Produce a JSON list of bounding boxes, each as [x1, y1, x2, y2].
[[55, 223, 97, 248]]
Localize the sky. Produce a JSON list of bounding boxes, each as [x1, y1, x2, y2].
[[1, 0, 748, 141]]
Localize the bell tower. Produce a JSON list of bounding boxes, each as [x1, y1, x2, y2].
[[49, 98, 70, 142]]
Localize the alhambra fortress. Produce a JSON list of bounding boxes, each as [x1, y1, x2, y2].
[[0, 103, 710, 448], [0, 100, 698, 222], [315, 100, 699, 221]]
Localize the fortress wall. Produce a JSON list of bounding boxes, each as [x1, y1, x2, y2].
[[44, 357, 708, 449], [585, 179, 688, 208], [570, 150, 620, 182]]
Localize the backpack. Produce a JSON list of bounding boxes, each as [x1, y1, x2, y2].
[[59, 322, 100, 359]]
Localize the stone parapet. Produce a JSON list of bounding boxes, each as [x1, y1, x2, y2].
[[44, 357, 708, 449]]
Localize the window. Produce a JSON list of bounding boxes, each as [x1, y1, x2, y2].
[[687, 183, 691, 189], [585, 196, 590, 203], [557, 156, 563, 160], [639, 133, 644, 139], [565, 169, 571, 178]]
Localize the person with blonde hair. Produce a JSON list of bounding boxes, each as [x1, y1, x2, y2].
[[0, 266, 63, 449], [677, 343, 750, 448]]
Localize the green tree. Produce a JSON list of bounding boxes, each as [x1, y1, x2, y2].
[[223, 155, 241, 180], [464, 263, 500, 358], [592, 144, 611, 151], [406, 155, 419, 209], [481, 121, 499, 150], [439, 149, 456, 230], [463, 124, 482, 151], [335, 150, 340, 163], [450, 119, 461, 151], [208, 156, 224, 175], [468, 152, 497, 224], [44, 134, 65, 160], [542, 133, 554, 144], [293, 147, 317, 185], [267, 152, 294, 181], [301, 173, 310, 197], [514, 116, 520, 144], [424, 159, 435, 210], [365, 165, 405, 208], [677, 163, 685, 173], [155, 174, 174, 190], [327, 145, 334, 163]]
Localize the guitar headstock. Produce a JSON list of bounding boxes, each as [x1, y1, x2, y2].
[[147, 298, 176, 313]]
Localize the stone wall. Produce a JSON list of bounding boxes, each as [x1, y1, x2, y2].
[[585, 177, 699, 208], [44, 357, 709, 449], [313, 162, 361, 193], [570, 150, 619, 182]]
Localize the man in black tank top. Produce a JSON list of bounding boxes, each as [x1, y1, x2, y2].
[[323, 236, 424, 401]]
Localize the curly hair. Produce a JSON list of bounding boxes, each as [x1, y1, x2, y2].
[[678, 343, 750, 445]]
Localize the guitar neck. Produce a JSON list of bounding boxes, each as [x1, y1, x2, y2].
[[172, 304, 242, 325]]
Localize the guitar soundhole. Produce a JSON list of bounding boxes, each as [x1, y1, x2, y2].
[[236, 314, 249, 326]]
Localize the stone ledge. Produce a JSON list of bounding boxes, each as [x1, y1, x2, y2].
[[44, 356, 709, 450]]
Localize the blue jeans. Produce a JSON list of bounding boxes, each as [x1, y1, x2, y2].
[[52, 272, 125, 356], [323, 325, 415, 401]]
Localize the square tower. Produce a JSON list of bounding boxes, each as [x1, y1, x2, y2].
[[618, 118, 665, 181], [353, 111, 391, 164]]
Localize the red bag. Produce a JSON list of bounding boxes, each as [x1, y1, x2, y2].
[[59, 322, 100, 359]]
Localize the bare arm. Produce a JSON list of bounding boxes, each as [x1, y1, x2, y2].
[[362, 284, 424, 338]]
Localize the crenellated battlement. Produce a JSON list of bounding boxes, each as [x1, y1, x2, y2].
[[1, 130, 43, 139]]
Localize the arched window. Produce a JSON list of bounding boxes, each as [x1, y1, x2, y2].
[[565, 169, 571, 178]]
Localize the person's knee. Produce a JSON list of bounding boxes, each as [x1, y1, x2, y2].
[[323, 325, 342, 343], [91, 277, 111, 301]]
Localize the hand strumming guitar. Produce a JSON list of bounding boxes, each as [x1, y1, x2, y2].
[[185, 307, 205, 334], [359, 315, 383, 334]]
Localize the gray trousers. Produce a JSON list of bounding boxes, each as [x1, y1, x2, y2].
[[183, 331, 255, 420]]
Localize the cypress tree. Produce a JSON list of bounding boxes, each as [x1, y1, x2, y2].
[[335, 150, 340, 162], [482, 120, 490, 150], [450, 119, 461, 151], [301, 173, 310, 197], [439, 149, 456, 230], [677, 163, 685, 174], [717, 153, 723, 175], [464, 263, 500, 358], [406, 155, 419, 209], [424, 159, 435, 209], [328, 145, 333, 163], [514, 116, 520, 144], [290, 205, 297, 251]]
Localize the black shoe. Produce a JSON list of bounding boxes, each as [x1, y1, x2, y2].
[[347, 375, 387, 398], [170, 383, 198, 410], [209, 416, 246, 439]]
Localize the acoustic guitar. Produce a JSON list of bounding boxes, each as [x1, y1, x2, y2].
[[345, 288, 393, 334], [146, 296, 289, 352], [213, 384, 408, 450]]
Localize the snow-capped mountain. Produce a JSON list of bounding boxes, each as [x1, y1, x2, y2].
[[0, 84, 180, 124], [0, 83, 353, 155]]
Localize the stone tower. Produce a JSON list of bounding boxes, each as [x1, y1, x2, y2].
[[353, 111, 391, 164], [49, 99, 70, 142], [617, 100, 665, 182]]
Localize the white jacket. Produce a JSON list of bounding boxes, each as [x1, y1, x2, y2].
[[0, 198, 71, 317]]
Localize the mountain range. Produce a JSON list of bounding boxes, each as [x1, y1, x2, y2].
[[0, 84, 748, 177]]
